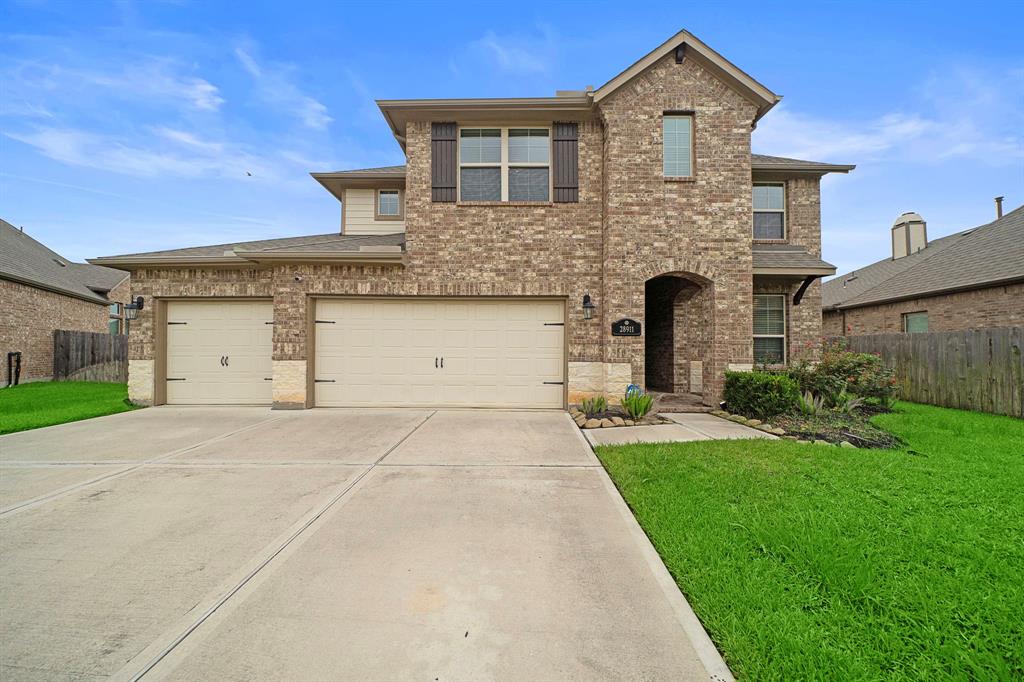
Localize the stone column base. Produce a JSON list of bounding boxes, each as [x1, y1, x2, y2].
[[272, 360, 307, 409], [127, 359, 154, 406], [568, 361, 634, 404]]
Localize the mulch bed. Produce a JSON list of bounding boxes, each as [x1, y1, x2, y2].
[[773, 412, 903, 449]]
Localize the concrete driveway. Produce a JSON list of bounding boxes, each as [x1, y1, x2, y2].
[[0, 408, 729, 681]]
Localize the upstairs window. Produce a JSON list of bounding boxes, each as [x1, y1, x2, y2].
[[375, 189, 402, 220], [753, 183, 786, 239], [753, 294, 786, 364], [663, 114, 693, 177], [459, 127, 550, 202]]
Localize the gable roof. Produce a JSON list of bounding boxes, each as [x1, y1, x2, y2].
[[823, 204, 1024, 310], [1, 218, 128, 305], [592, 29, 780, 123], [314, 153, 853, 187], [90, 232, 406, 268]]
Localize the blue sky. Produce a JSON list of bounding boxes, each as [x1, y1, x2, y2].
[[2, 0, 1021, 276]]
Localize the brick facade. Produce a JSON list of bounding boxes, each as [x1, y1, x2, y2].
[[824, 282, 1024, 336], [0, 277, 130, 382], [123, 50, 831, 408]]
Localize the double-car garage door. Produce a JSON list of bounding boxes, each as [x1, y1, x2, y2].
[[164, 298, 565, 408]]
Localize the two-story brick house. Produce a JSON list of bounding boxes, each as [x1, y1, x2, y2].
[[91, 29, 852, 409]]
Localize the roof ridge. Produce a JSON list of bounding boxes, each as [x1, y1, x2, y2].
[[242, 233, 404, 252]]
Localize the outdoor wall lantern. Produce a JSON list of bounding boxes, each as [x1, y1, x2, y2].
[[124, 296, 145, 321], [582, 294, 596, 320]]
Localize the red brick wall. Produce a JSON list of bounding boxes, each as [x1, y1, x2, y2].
[[824, 282, 1024, 335], [0, 279, 119, 381]]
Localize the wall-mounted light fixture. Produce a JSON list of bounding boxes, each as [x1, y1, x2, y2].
[[582, 294, 596, 320], [124, 296, 145, 321]]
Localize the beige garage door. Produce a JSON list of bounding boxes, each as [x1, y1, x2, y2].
[[165, 301, 273, 405], [314, 298, 564, 408]]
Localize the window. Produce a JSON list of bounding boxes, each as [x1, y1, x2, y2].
[[753, 294, 786, 364], [459, 127, 549, 201], [902, 311, 928, 333], [375, 190, 402, 220], [108, 303, 124, 335], [753, 183, 786, 239], [663, 114, 693, 177]]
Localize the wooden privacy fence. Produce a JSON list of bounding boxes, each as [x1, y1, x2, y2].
[[836, 327, 1023, 418], [53, 330, 128, 383]]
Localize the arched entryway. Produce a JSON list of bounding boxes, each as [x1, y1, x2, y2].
[[644, 273, 714, 399]]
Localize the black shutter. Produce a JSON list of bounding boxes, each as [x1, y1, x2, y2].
[[552, 122, 579, 203], [431, 122, 457, 202]]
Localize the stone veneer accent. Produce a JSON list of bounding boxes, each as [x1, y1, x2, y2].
[[272, 360, 306, 409], [823, 282, 1024, 336], [1, 277, 130, 382], [127, 359, 154, 404], [123, 52, 832, 408]]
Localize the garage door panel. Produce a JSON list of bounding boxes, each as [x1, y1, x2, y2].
[[165, 301, 272, 405], [315, 299, 564, 408]]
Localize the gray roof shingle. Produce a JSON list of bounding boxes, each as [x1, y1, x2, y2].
[[325, 155, 851, 177], [1, 219, 128, 304], [96, 232, 405, 260], [753, 244, 836, 271], [823, 205, 1024, 309]]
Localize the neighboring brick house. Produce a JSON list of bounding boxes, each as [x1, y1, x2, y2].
[[1, 219, 130, 383], [823, 204, 1024, 336], [91, 29, 852, 409]]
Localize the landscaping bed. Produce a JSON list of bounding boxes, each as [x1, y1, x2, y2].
[[597, 402, 1024, 679], [0, 381, 139, 435]]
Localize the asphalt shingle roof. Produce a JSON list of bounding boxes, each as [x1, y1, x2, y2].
[[100, 232, 405, 260], [329, 155, 848, 177], [753, 244, 835, 270], [1, 219, 128, 304], [823, 205, 1024, 309]]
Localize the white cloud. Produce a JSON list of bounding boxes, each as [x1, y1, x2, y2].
[[469, 27, 558, 75], [234, 46, 332, 130], [754, 66, 1024, 166], [6, 126, 277, 180]]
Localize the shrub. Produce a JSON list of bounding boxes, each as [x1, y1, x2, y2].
[[621, 386, 654, 420], [580, 395, 607, 417], [724, 371, 800, 419], [789, 339, 899, 407]]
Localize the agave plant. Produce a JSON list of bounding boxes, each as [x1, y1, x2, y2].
[[621, 388, 654, 420], [580, 395, 608, 417], [797, 390, 826, 416]]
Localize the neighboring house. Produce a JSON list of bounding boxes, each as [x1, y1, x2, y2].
[[1, 219, 130, 383], [90, 29, 852, 410], [823, 204, 1024, 336]]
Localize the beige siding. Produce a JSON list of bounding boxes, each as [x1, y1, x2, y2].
[[342, 189, 405, 235]]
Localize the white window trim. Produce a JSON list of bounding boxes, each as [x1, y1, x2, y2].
[[457, 126, 552, 202], [753, 294, 787, 364], [374, 189, 403, 220]]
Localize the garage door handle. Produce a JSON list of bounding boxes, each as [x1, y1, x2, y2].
[[167, 378, 186, 381], [543, 381, 564, 385], [435, 357, 439, 369], [314, 379, 335, 383], [440, 357, 444, 368]]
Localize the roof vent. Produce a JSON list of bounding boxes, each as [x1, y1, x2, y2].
[[52, 258, 66, 267], [891, 212, 927, 260]]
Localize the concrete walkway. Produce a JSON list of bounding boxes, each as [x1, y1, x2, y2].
[[0, 407, 730, 681], [584, 411, 777, 446]]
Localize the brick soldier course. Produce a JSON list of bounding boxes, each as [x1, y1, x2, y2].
[[92, 29, 852, 409]]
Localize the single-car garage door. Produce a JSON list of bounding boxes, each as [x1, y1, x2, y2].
[[314, 298, 564, 408], [165, 300, 273, 405]]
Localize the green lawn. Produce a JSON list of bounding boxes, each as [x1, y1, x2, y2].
[[0, 381, 140, 435], [597, 402, 1024, 680]]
